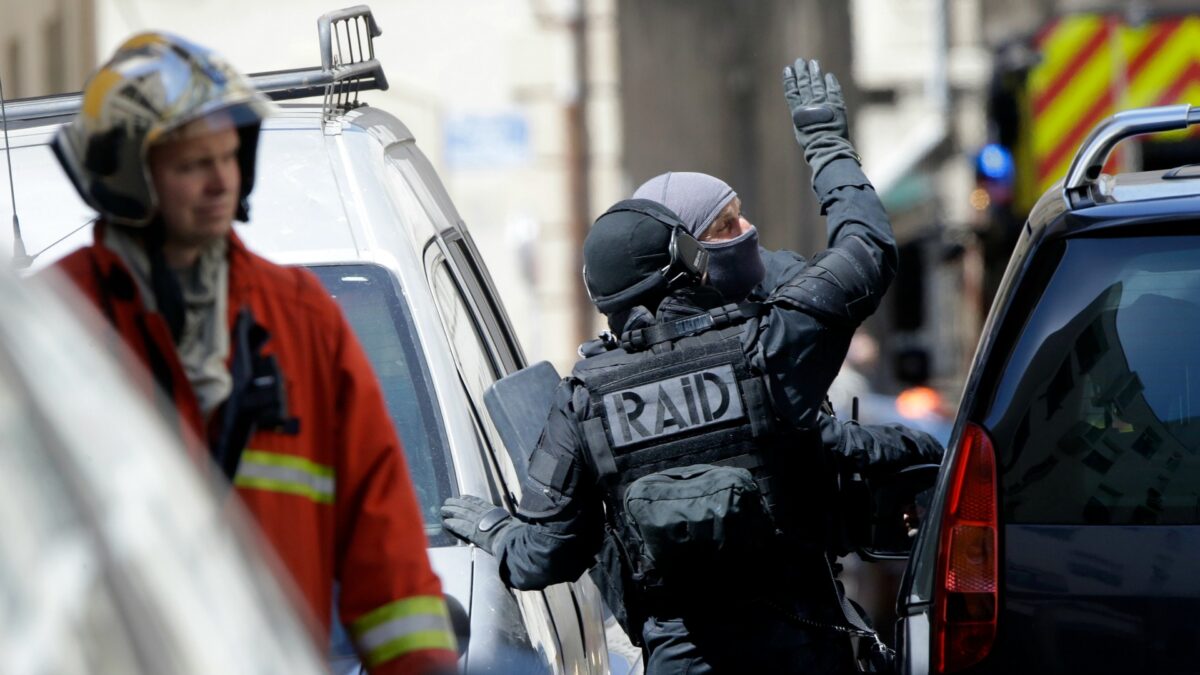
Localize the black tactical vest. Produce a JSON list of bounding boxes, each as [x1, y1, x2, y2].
[[573, 303, 818, 588]]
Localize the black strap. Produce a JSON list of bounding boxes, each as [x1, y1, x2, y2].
[[823, 556, 896, 669], [88, 255, 123, 325], [741, 378, 775, 438], [583, 416, 619, 487], [758, 556, 890, 648], [713, 453, 764, 470], [147, 241, 186, 343], [210, 307, 300, 482], [90, 253, 183, 438], [578, 331, 621, 357], [133, 314, 184, 438], [620, 301, 765, 351], [759, 591, 898, 674]]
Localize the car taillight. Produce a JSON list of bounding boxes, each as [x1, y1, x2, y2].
[[933, 421, 998, 673]]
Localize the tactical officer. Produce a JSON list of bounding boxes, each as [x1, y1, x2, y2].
[[441, 58, 942, 673]]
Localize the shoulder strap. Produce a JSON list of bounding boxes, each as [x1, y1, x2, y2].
[[620, 301, 765, 351], [829, 557, 896, 668]]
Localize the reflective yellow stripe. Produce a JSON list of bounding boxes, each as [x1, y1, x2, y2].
[[117, 32, 167, 51], [240, 450, 334, 476], [82, 69, 124, 119], [233, 450, 334, 504], [350, 596, 456, 666]]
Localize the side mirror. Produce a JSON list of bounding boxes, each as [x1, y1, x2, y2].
[[857, 463, 941, 561]]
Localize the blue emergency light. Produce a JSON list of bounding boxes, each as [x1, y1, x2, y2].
[[977, 143, 1014, 181]]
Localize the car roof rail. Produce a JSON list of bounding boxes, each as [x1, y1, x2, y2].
[[0, 4, 388, 124], [1064, 104, 1200, 208], [314, 5, 389, 119]]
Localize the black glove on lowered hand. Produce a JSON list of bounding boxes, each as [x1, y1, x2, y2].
[[441, 495, 516, 554], [782, 58, 860, 180]]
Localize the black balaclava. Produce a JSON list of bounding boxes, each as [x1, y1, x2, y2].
[[633, 171, 765, 302]]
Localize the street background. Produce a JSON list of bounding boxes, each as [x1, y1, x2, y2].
[[6, 0, 1200, 646]]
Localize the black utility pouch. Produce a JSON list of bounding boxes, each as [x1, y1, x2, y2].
[[624, 464, 773, 583]]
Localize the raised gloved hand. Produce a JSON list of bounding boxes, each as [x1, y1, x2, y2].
[[441, 495, 515, 554], [782, 58, 860, 179]]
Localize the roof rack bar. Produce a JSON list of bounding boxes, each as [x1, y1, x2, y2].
[[3, 95, 82, 121], [252, 64, 386, 101], [1064, 104, 1194, 207], [0, 5, 388, 124], [319, 5, 382, 71], [318, 6, 387, 120]]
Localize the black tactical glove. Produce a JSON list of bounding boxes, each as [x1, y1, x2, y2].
[[440, 495, 515, 554], [782, 58, 860, 179]]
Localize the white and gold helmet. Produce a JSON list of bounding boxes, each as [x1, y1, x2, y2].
[[52, 33, 276, 226]]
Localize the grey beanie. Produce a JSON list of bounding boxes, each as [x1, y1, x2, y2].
[[632, 172, 737, 239]]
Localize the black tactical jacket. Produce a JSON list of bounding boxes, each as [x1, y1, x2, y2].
[[490, 158, 943, 596]]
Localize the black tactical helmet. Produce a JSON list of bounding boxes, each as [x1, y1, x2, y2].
[[583, 199, 709, 314]]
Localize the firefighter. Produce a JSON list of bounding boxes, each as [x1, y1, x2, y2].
[[49, 33, 457, 674], [441, 59, 942, 673]]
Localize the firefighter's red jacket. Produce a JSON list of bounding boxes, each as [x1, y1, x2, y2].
[[54, 227, 458, 674]]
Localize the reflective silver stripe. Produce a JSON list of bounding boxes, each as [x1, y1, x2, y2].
[[357, 614, 453, 653], [234, 452, 335, 503], [350, 596, 456, 665]]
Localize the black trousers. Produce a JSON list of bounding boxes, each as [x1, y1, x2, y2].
[[634, 538, 861, 673], [639, 601, 856, 674]]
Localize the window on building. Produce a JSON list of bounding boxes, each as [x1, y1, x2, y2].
[[6, 40, 21, 98], [44, 15, 66, 95]]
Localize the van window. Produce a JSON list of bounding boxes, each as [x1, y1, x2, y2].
[[444, 235, 522, 373], [985, 235, 1200, 525], [430, 261, 523, 502], [309, 264, 456, 542]]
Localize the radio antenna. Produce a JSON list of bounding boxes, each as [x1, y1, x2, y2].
[[0, 74, 31, 269]]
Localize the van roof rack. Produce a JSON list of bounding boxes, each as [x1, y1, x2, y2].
[[1063, 103, 1200, 208], [0, 4, 388, 123]]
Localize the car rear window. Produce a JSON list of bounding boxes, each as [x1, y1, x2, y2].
[[984, 235, 1200, 525], [308, 264, 455, 544]]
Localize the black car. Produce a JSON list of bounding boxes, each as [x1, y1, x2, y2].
[[895, 104, 1200, 674]]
